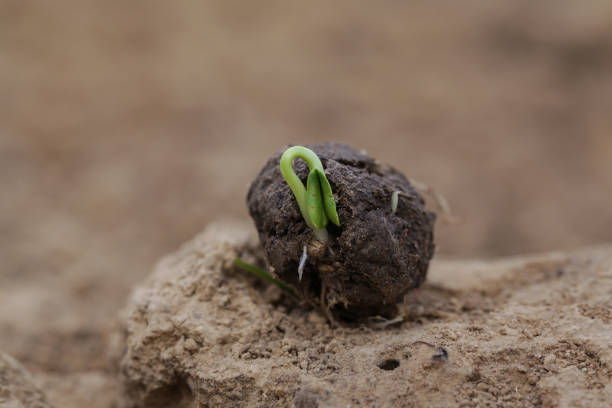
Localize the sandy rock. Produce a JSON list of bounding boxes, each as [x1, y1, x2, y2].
[[0, 351, 54, 408], [120, 222, 612, 407]]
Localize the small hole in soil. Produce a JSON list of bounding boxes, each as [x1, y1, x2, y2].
[[143, 378, 193, 408], [378, 359, 400, 371]]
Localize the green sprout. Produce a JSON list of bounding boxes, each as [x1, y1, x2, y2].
[[234, 258, 299, 299], [280, 146, 340, 241], [391, 191, 400, 214]]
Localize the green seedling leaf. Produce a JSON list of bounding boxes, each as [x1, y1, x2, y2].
[[314, 168, 340, 227], [306, 169, 328, 229], [279, 145, 340, 240], [234, 258, 299, 299]]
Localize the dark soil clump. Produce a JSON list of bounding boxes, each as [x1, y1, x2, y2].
[[247, 143, 435, 316]]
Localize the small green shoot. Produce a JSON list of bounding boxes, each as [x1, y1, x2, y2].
[[280, 146, 340, 241], [391, 191, 400, 214], [234, 258, 299, 299]]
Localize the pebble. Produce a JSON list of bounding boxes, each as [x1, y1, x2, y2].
[[184, 338, 198, 351], [527, 374, 539, 385]]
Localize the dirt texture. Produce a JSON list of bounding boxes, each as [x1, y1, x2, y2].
[[0, 351, 54, 408], [3, 2, 612, 406], [120, 222, 612, 407], [247, 143, 435, 315]]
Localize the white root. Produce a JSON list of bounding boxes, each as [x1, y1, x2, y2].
[[370, 315, 404, 329], [298, 245, 308, 281]]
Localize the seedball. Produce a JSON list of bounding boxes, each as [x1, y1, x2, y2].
[[247, 142, 436, 316]]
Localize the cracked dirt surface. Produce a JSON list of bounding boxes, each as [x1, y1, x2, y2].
[[120, 222, 612, 407]]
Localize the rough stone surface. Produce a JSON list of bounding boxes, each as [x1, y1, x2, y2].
[[0, 351, 54, 408], [247, 143, 436, 315], [120, 222, 612, 407]]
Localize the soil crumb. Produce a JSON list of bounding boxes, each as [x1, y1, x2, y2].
[[120, 221, 612, 407]]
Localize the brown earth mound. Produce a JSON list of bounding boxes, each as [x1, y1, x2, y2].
[[120, 222, 612, 407]]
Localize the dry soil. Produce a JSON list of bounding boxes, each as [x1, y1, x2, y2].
[[120, 222, 611, 407]]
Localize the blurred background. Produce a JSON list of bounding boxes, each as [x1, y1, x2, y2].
[[1, 1, 611, 405]]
